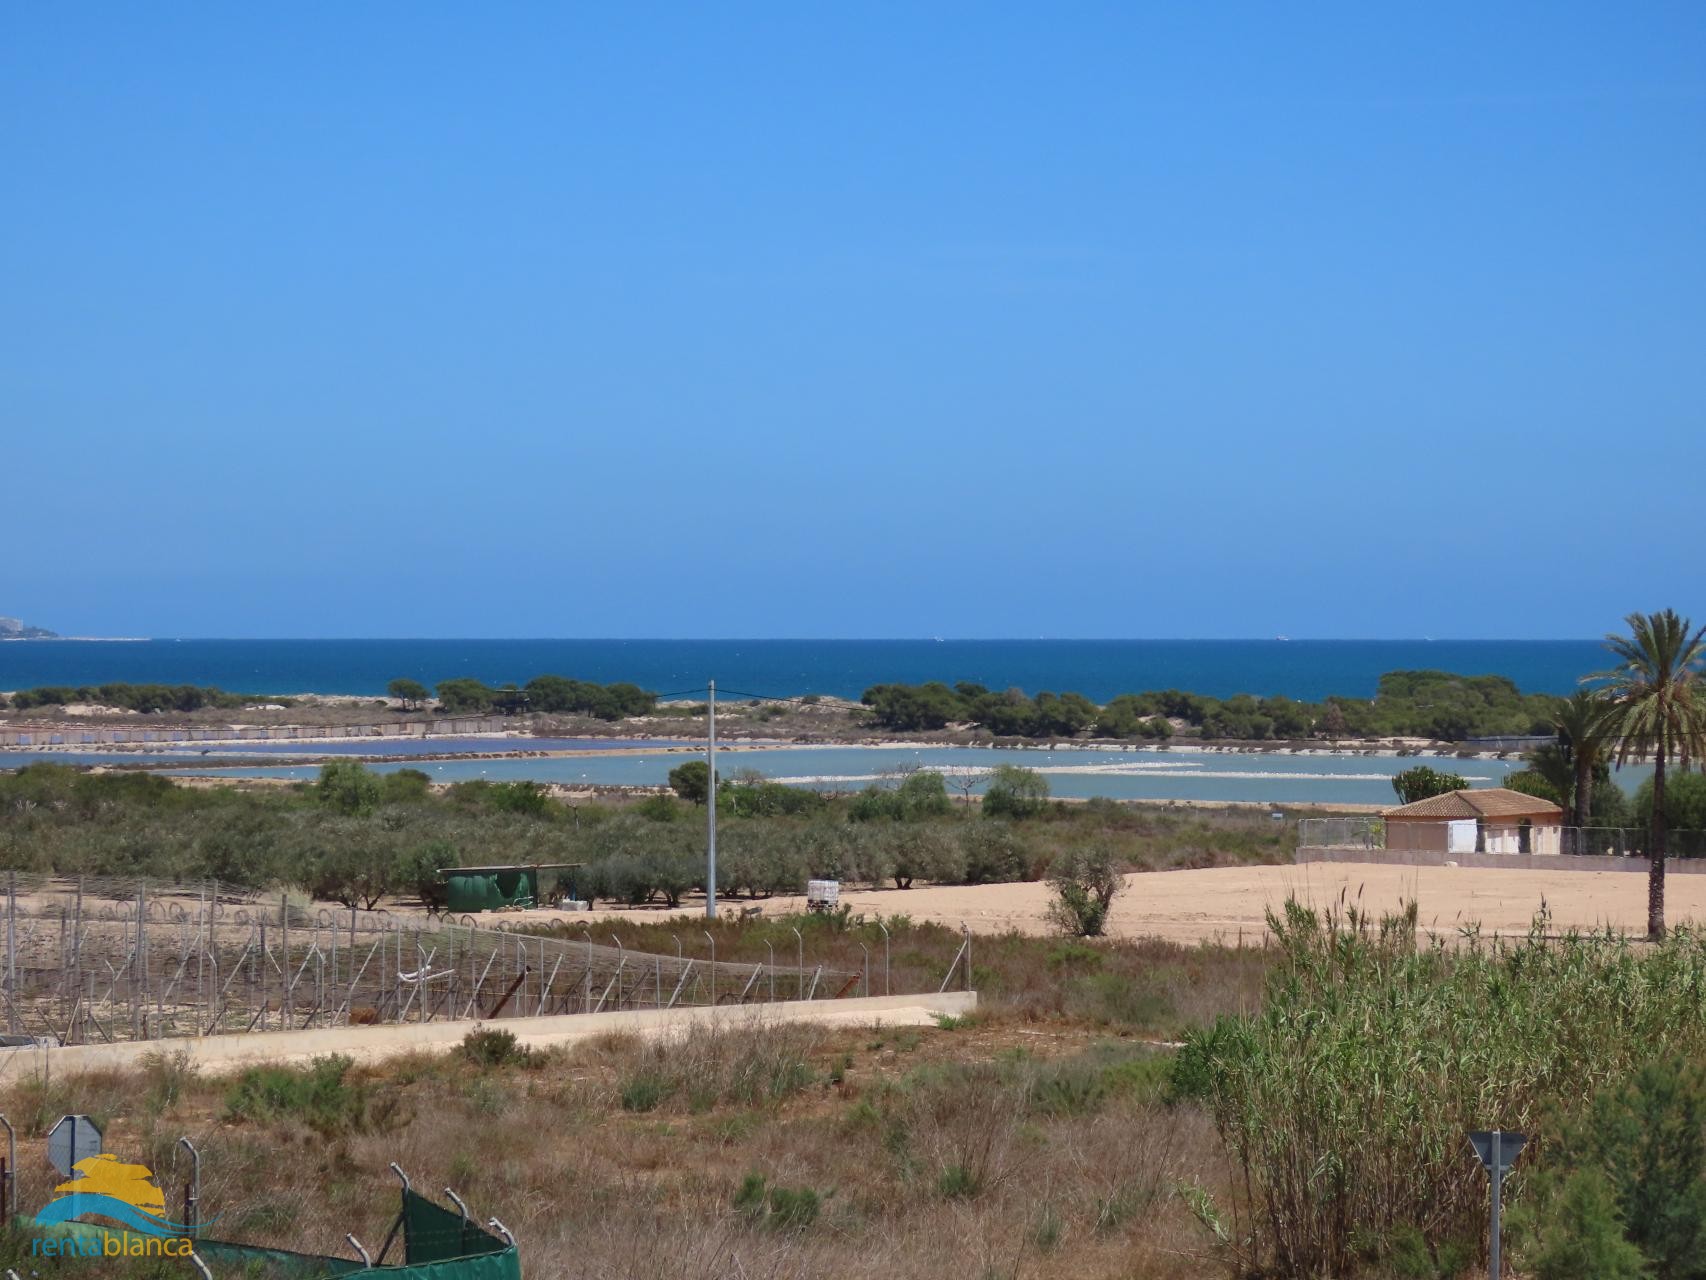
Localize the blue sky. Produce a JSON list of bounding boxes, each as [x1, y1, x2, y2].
[[4, 4, 1702, 639]]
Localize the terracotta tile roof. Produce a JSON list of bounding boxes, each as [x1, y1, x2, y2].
[[1383, 787, 1565, 820]]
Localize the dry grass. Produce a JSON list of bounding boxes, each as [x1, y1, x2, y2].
[[529, 914, 1269, 1042], [0, 999, 1241, 1279]]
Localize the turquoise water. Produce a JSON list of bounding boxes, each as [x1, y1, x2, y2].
[[1, 638, 1606, 701], [164, 744, 1603, 807]]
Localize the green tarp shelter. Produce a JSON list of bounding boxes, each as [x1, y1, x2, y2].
[[441, 863, 579, 914]]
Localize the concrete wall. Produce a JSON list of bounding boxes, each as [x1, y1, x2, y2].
[[1298, 847, 1706, 874], [0, 991, 979, 1080]]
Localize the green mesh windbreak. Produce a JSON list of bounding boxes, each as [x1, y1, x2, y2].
[[402, 1189, 507, 1266], [193, 1235, 367, 1279], [17, 1191, 520, 1280]]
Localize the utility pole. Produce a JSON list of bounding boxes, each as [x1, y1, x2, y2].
[[706, 680, 718, 919]]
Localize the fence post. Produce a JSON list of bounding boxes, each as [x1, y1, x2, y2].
[[281, 894, 291, 1029], [177, 1137, 200, 1237], [0, 1113, 14, 1221], [5, 872, 14, 1036]]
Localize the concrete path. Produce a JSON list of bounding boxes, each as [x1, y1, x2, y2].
[[0, 991, 978, 1081]]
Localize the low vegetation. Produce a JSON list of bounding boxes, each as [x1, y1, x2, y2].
[[0, 763, 1299, 906], [2, 682, 289, 713], [1175, 899, 1706, 1277], [431, 674, 657, 718], [860, 668, 1565, 743]]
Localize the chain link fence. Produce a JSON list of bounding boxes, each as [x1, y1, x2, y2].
[[0, 873, 863, 1047]]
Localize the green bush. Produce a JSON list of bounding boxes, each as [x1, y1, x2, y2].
[[459, 1026, 533, 1068], [619, 1072, 671, 1113], [1045, 845, 1123, 937], [1518, 1169, 1648, 1280], [1516, 1057, 1706, 1279], [982, 765, 1049, 819], [1382, 1224, 1476, 1280], [315, 760, 381, 815], [849, 770, 952, 823], [720, 779, 823, 818], [733, 1173, 822, 1232], [959, 821, 1033, 883], [632, 793, 680, 822], [937, 1163, 981, 1199], [224, 1055, 395, 1136]]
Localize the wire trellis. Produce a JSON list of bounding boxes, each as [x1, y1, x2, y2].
[[0, 873, 861, 1047]]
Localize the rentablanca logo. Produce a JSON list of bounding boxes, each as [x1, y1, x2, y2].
[[31, 1154, 201, 1257]]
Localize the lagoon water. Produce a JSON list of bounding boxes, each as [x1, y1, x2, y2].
[[1, 638, 1606, 701], [163, 744, 1574, 807]]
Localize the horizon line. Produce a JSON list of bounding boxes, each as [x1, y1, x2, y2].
[[12, 635, 1608, 645]]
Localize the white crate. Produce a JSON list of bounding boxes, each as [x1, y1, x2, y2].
[[805, 879, 840, 911]]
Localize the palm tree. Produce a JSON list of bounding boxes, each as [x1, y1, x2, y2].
[[1553, 689, 1616, 844], [1588, 610, 1706, 938]]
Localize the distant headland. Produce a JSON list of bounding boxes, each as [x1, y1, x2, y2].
[[0, 616, 57, 639]]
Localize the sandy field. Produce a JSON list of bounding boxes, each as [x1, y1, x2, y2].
[[526, 862, 1703, 947]]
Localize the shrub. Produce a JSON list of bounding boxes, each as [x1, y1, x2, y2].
[[937, 1163, 981, 1199], [982, 765, 1049, 819], [733, 1174, 821, 1232], [1516, 1056, 1706, 1279], [620, 1072, 671, 1113], [1382, 1225, 1476, 1280], [959, 822, 1032, 884], [604, 1022, 820, 1113], [482, 781, 552, 816], [1045, 845, 1123, 937], [719, 780, 823, 818], [459, 1026, 533, 1068], [1517, 1170, 1648, 1280], [224, 1055, 396, 1136], [315, 760, 381, 815], [380, 768, 433, 804], [881, 825, 964, 889], [140, 1051, 198, 1111], [632, 793, 680, 823]]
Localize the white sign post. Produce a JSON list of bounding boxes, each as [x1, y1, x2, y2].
[[1468, 1129, 1527, 1278]]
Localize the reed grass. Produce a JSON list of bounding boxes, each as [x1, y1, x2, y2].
[[1178, 895, 1706, 1277]]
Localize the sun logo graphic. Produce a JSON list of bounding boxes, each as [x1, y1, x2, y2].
[[35, 1154, 197, 1239]]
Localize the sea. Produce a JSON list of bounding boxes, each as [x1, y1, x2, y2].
[[0, 638, 1610, 702]]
